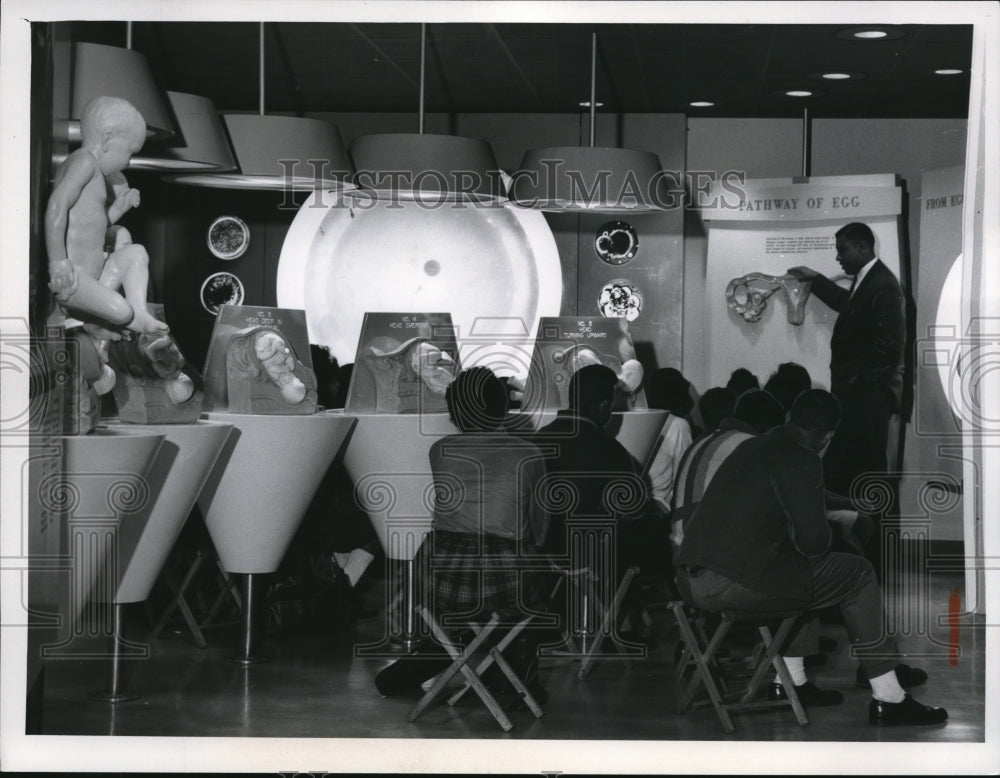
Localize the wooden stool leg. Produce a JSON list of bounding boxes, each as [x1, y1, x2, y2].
[[408, 610, 513, 732], [489, 646, 543, 718], [447, 614, 533, 707], [578, 566, 639, 680], [670, 603, 735, 733]]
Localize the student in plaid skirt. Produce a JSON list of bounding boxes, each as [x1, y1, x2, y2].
[[375, 367, 550, 700]]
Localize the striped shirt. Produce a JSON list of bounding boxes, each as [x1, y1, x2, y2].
[[668, 418, 756, 552]]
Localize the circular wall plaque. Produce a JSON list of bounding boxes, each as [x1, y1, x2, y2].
[[200, 271, 245, 315], [599, 280, 642, 321], [207, 215, 250, 260], [595, 221, 638, 264]]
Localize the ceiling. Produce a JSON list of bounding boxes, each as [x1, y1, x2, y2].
[[61, 21, 974, 119]]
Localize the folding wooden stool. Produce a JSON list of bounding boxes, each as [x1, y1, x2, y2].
[[669, 601, 810, 733], [407, 606, 544, 732], [541, 556, 646, 679]]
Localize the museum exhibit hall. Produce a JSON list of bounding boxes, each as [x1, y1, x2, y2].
[[1, 5, 998, 774]]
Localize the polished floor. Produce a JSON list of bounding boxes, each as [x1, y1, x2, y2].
[[29, 563, 985, 747]]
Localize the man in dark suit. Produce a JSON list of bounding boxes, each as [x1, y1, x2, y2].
[[788, 222, 906, 575]]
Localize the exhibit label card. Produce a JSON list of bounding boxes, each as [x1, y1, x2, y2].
[[524, 316, 646, 413], [345, 312, 459, 414]]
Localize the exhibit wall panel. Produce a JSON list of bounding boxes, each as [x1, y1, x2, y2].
[[683, 117, 967, 394], [573, 113, 687, 371], [902, 165, 965, 543], [683, 118, 803, 390], [702, 175, 902, 393]]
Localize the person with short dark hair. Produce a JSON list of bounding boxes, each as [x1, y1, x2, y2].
[[535, 364, 652, 562], [696, 387, 736, 436], [534, 364, 660, 640], [646, 368, 695, 516], [764, 361, 812, 415], [726, 367, 760, 397], [732, 387, 785, 434], [677, 389, 944, 726]]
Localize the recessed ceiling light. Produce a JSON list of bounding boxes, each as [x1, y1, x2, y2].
[[578, 101, 604, 108], [835, 26, 906, 41], [689, 101, 715, 107], [786, 90, 813, 98], [934, 68, 964, 75], [809, 71, 865, 82]]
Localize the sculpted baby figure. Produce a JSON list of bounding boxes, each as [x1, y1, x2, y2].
[[45, 96, 192, 402]]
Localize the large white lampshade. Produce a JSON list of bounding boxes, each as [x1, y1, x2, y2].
[[350, 133, 506, 203], [170, 114, 354, 190], [512, 145, 669, 212], [128, 91, 237, 172], [66, 42, 176, 142]]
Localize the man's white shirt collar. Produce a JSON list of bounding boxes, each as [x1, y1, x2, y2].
[[851, 256, 880, 297]]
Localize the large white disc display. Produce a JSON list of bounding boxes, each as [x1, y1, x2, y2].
[[277, 193, 562, 379]]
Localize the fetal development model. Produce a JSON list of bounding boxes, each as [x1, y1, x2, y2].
[[44, 95, 193, 406]]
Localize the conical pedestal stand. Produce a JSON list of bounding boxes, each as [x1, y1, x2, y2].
[[198, 411, 356, 665], [88, 420, 234, 703], [28, 427, 166, 703], [340, 412, 458, 654]]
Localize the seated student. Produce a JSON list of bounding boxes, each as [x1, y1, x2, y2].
[[726, 367, 760, 397], [374, 367, 550, 701], [646, 368, 695, 516], [694, 386, 736, 438], [764, 361, 812, 416], [677, 390, 945, 726], [669, 388, 783, 603], [533, 364, 660, 637]]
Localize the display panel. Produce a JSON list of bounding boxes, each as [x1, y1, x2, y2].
[[344, 312, 458, 414]]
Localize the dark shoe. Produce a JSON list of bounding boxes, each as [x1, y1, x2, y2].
[[869, 694, 948, 726], [768, 681, 844, 707], [856, 663, 928, 689]]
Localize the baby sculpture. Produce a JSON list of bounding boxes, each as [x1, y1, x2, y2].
[[44, 96, 194, 430], [725, 272, 813, 325]]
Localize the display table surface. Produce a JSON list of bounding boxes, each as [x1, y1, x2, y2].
[[197, 411, 356, 574], [106, 419, 233, 603]]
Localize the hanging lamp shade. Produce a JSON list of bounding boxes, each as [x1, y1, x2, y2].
[[66, 42, 176, 142], [512, 33, 669, 214], [511, 146, 669, 213], [127, 91, 237, 172], [168, 114, 355, 191], [350, 133, 506, 203]]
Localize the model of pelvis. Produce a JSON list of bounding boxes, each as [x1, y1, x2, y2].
[[725, 273, 813, 325], [225, 327, 318, 415]]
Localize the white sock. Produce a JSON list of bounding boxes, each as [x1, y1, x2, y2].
[[869, 670, 906, 703], [776, 656, 807, 686]]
